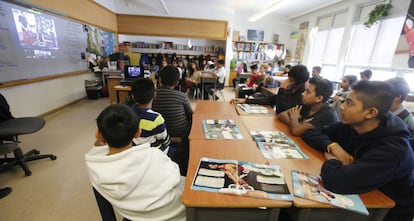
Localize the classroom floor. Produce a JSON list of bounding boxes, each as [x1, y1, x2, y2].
[[0, 87, 236, 220]]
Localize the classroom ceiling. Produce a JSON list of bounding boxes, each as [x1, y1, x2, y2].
[[98, 0, 344, 19]]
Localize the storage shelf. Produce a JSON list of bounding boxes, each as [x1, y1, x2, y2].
[[129, 48, 218, 56]]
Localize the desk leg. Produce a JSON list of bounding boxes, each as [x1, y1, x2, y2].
[[369, 208, 389, 221], [186, 207, 281, 221], [116, 90, 120, 104]]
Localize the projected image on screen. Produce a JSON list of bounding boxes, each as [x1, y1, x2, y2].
[[11, 8, 58, 58], [127, 66, 141, 78]]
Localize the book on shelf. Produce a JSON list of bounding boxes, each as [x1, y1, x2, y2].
[[237, 103, 270, 114], [202, 119, 244, 140], [292, 170, 369, 216], [250, 131, 309, 159], [191, 157, 292, 201]]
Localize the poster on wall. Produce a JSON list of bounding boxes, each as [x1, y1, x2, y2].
[[294, 22, 309, 62], [394, 0, 414, 68], [247, 29, 264, 42], [86, 25, 116, 57]]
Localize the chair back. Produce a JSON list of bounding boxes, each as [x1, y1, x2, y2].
[[0, 93, 13, 123]]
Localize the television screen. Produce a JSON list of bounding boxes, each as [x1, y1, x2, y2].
[[125, 66, 141, 78]]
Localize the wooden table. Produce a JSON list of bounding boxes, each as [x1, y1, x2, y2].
[[200, 73, 217, 100], [193, 100, 239, 115], [240, 116, 396, 221], [113, 85, 131, 103], [183, 140, 291, 221]]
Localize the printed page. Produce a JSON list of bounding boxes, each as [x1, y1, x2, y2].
[[202, 119, 244, 140], [291, 170, 369, 215], [191, 157, 292, 201]]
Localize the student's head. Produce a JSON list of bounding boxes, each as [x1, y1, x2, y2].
[[288, 65, 309, 85], [302, 77, 333, 104], [284, 64, 291, 73], [340, 81, 395, 124], [161, 59, 168, 67], [340, 75, 357, 90], [171, 60, 178, 67], [131, 78, 155, 105], [260, 63, 269, 73], [159, 66, 179, 87], [360, 69, 372, 80], [191, 61, 199, 70], [217, 59, 225, 67], [386, 77, 411, 111], [250, 64, 258, 72], [96, 104, 140, 148], [311, 66, 322, 78]]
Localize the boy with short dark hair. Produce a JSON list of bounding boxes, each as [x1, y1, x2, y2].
[[302, 80, 414, 221], [386, 77, 414, 135], [329, 75, 357, 114], [279, 77, 338, 136], [85, 104, 186, 221], [130, 77, 171, 153], [153, 66, 193, 176]]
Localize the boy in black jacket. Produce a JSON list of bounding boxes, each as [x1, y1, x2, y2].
[[302, 80, 414, 221]]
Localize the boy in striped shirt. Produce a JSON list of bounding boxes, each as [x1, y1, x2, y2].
[[130, 78, 171, 153]]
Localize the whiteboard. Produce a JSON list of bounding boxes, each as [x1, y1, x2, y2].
[[0, 1, 88, 83]]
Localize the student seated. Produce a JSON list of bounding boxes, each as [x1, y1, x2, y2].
[[329, 75, 357, 115], [230, 64, 309, 114], [386, 77, 414, 137], [130, 78, 171, 153], [236, 64, 268, 98], [278, 77, 338, 136], [302, 80, 414, 221], [203, 59, 226, 100], [85, 104, 186, 221], [153, 66, 193, 176]]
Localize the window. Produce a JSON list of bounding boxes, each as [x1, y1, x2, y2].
[[308, 10, 347, 80]]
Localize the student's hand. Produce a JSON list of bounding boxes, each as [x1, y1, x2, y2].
[[329, 143, 354, 165], [323, 152, 338, 161], [230, 98, 246, 105], [94, 139, 106, 146], [288, 105, 302, 120], [172, 137, 182, 143], [332, 96, 344, 102]]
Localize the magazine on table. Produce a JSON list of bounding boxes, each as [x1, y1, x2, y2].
[[250, 131, 309, 159], [202, 119, 244, 140], [236, 103, 270, 114], [291, 170, 369, 216], [191, 157, 292, 201]]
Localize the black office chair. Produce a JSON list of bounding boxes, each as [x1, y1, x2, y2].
[[0, 93, 56, 176]]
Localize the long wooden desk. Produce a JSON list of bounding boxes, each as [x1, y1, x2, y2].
[[183, 140, 291, 221], [193, 100, 240, 115], [240, 116, 396, 221]]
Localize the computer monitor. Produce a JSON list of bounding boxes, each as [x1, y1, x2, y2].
[[124, 65, 142, 78]]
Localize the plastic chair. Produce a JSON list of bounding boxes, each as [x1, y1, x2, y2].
[[0, 93, 56, 176]]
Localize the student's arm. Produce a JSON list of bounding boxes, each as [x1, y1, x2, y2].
[[183, 96, 193, 139], [302, 126, 353, 165], [278, 109, 291, 125], [320, 137, 411, 194], [152, 115, 172, 149]]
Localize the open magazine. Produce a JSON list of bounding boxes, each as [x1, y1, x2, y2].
[[236, 103, 270, 114], [191, 157, 292, 201], [202, 119, 244, 140], [291, 170, 369, 215], [250, 131, 309, 159]]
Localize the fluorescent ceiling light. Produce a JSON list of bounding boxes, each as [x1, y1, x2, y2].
[[249, 0, 283, 22], [160, 0, 169, 15]]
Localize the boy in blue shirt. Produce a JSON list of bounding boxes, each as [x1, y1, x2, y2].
[[130, 78, 171, 153]]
